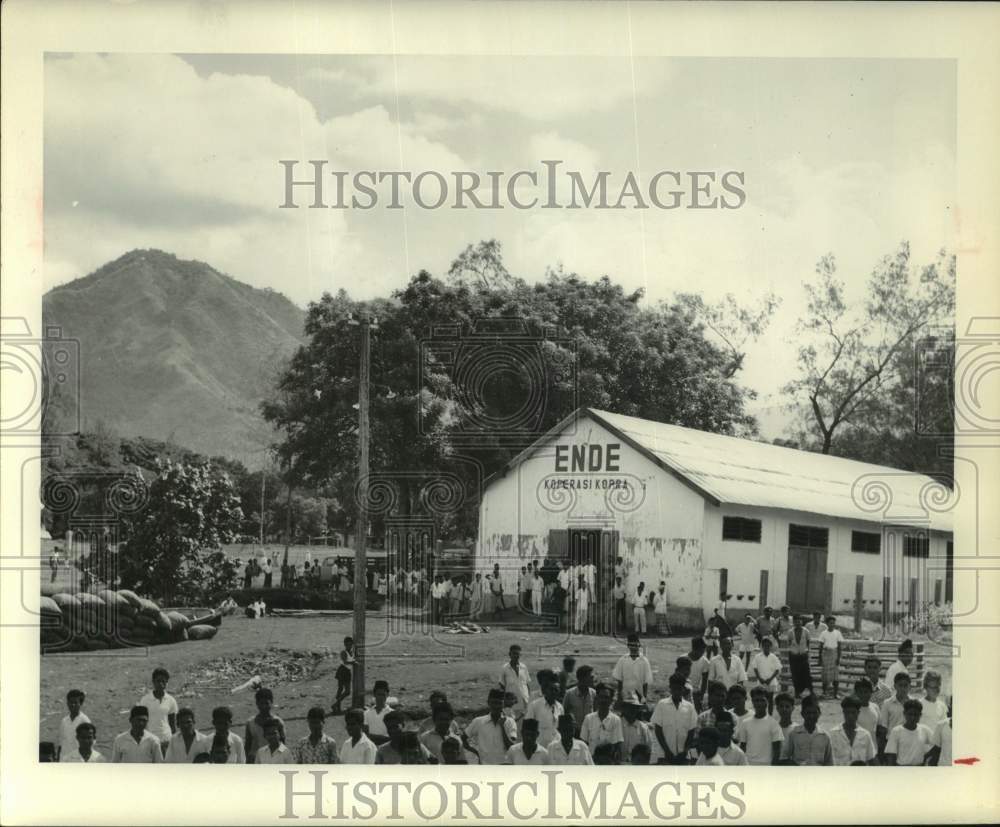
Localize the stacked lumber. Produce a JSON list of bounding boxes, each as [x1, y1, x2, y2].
[[777, 639, 925, 690]]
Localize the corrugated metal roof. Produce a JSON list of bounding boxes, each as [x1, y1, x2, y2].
[[586, 409, 954, 532]]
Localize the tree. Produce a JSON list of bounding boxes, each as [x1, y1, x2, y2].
[[264, 243, 760, 539], [117, 460, 243, 603], [674, 291, 781, 378], [447, 239, 516, 291], [784, 243, 955, 455]]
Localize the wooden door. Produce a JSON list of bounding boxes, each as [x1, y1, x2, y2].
[[786, 547, 828, 614]]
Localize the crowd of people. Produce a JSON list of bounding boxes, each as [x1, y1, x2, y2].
[[47, 623, 951, 767]]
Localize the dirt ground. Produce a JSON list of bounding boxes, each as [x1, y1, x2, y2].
[[40, 613, 954, 756]]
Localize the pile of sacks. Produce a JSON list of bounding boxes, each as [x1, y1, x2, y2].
[[39, 585, 218, 652]]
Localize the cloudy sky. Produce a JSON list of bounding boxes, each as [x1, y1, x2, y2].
[[43, 53, 955, 412]]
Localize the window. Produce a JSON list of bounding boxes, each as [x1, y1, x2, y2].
[[722, 516, 762, 543], [851, 531, 881, 554], [789, 524, 828, 549], [903, 534, 930, 558]]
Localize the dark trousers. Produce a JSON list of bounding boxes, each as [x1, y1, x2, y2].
[[789, 652, 813, 696]]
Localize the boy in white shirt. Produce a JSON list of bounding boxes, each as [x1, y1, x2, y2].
[[885, 699, 934, 766], [524, 669, 564, 747], [547, 713, 594, 765], [714, 711, 749, 766], [165, 707, 210, 763], [695, 726, 724, 765], [885, 639, 914, 690], [62, 721, 105, 763], [256, 718, 295, 764], [111, 706, 164, 763], [736, 687, 783, 765], [749, 636, 782, 715], [58, 689, 90, 762], [340, 707, 377, 764], [364, 680, 393, 744], [918, 669, 949, 732], [505, 717, 549, 765], [138, 667, 179, 752], [929, 697, 952, 766], [829, 695, 877, 766]]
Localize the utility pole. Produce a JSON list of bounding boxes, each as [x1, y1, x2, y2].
[[351, 314, 376, 708], [259, 472, 266, 547]]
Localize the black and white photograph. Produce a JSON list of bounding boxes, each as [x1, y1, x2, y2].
[[2, 1, 999, 825]]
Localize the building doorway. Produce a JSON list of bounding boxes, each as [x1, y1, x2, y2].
[[786, 523, 829, 615], [567, 527, 618, 633]]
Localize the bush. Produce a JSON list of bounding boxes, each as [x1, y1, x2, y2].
[[228, 587, 383, 611]]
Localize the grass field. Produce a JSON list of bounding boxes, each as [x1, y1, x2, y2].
[[40, 611, 953, 757]]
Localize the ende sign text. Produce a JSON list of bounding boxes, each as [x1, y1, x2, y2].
[[554, 443, 622, 473]]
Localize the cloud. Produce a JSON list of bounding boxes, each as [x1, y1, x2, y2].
[[43, 54, 473, 305], [307, 55, 674, 121]]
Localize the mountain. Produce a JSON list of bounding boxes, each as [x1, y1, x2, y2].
[[43, 249, 307, 463]]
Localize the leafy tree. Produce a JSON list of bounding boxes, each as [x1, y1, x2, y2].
[[674, 291, 781, 378], [447, 238, 515, 291], [117, 460, 243, 603], [785, 243, 955, 455], [264, 244, 759, 538]]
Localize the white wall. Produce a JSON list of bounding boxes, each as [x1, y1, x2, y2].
[[701, 505, 952, 618], [477, 418, 706, 611]]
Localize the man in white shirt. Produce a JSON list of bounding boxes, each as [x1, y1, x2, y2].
[[111, 706, 165, 763], [464, 689, 517, 765], [885, 640, 915, 690], [651, 674, 698, 764], [707, 636, 747, 689], [62, 721, 106, 763], [498, 645, 531, 717], [547, 713, 594, 765], [531, 570, 544, 615], [209, 706, 246, 763], [58, 689, 91, 761], [364, 680, 393, 744], [612, 634, 654, 704], [631, 584, 649, 633], [580, 683, 624, 761], [505, 718, 549, 765], [256, 718, 295, 764], [829, 696, 877, 765], [340, 708, 378, 764], [818, 616, 845, 699], [165, 708, 210, 762], [524, 670, 564, 747], [139, 667, 179, 752]]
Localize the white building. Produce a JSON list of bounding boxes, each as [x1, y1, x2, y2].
[[476, 408, 954, 630]]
